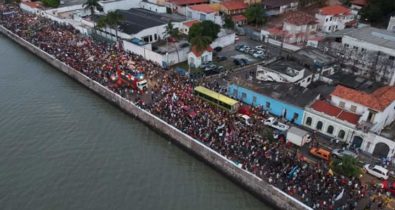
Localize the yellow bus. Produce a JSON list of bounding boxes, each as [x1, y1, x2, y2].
[[194, 86, 240, 112]]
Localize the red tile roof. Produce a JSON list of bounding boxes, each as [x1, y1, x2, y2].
[[319, 5, 351, 16], [183, 19, 200, 27], [232, 14, 246, 22], [283, 11, 317, 26], [310, 100, 361, 125], [191, 46, 213, 57], [171, 0, 209, 6], [267, 27, 287, 36], [351, 0, 367, 6], [221, 1, 247, 10], [331, 85, 395, 111], [22, 2, 41, 8], [189, 4, 218, 13]]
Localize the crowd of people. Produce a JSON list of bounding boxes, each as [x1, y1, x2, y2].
[[0, 4, 390, 209]]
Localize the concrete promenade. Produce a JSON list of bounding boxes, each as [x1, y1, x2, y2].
[[0, 25, 311, 210]]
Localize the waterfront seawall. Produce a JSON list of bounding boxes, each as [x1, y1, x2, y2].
[[0, 26, 311, 210]]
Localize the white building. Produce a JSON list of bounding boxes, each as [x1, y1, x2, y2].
[[303, 85, 395, 158], [262, 0, 298, 16], [281, 11, 318, 44], [256, 59, 314, 88], [186, 4, 222, 25], [188, 46, 213, 68], [315, 5, 355, 33], [388, 16, 395, 33]]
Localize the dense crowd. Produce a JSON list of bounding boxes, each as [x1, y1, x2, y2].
[[0, 4, 387, 209]]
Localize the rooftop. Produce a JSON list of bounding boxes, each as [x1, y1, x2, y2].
[[331, 85, 395, 111], [262, 0, 298, 9], [266, 59, 306, 77], [351, 0, 368, 7], [319, 5, 351, 16], [191, 46, 213, 57], [221, 1, 247, 10], [232, 14, 246, 22], [231, 79, 334, 108], [283, 11, 317, 26], [170, 0, 209, 6], [294, 47, 337, 68], [117, 8, 185, 35], [310, 100, 360, 125], [327, 72, 383, 93], [60, 0, 87, 6], [328, 26, 395, 50], [183, 19, 200, 27], [189, 4, 219, 13]]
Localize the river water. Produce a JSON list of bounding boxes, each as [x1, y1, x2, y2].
[[0, 35, 272, 210]]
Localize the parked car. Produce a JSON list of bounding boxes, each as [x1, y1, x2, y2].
[[364, 164, 389, 180], [204, 63, 217, 71], [255, 45, 264, 50], [235, 44, 245, 51], [381, 180, 395, 196], [180, 43, 190, 48], [240, 58, 249, 65], [237, 114, 252, 126], [233, 59, 241, 66], [214, 46, 222, 52], [200, 62, 213, 69], [263, 117, 289, 131], [216, 55, 227, 61], [310, 147, 331, 161], [331, 149, 358, 159]]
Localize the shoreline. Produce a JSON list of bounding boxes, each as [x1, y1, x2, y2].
[[0, 25, 311, 210]]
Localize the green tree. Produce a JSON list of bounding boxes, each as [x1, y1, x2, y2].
[[330, 156, 362, 178], [360, 0, 395, 26], [95, 11, 123, 41], [223, 15, 235, 29], [245, 4, 266, 26], [42, 0, 60, 8], [83, 0, 103, 16], [190, 36, 212, 54], [188, 20, 219, 42]]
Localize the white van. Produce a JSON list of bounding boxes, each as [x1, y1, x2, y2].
[[237, 114, 252, 126], [364, 164, 389, 180]]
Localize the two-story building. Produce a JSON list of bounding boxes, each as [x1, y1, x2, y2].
[[315, 5, 355, 33], [281, 11, 318, 44], [262, 0, 298, 16], [220, 1, 247, 15], [186, 4, 222, 25], [303, 85, 395, 157]]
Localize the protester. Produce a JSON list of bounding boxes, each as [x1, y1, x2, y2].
[[0, 5, 374, 209]]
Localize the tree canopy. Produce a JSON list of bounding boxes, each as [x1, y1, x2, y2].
[[360, 0, 395, 27], [190, 36, 212, 53], [83, 0, 103, 16], [244, 4, 266, 26], [330, 156, 362, 178], [188, 20, 220, 42], [223, 15, 235, 29], [164, 21, 180, 42], [42, 0, 60, 8]]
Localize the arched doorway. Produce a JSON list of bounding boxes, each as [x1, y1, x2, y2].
[[372, 142, 390, 158], [351, 136, 363, 148]]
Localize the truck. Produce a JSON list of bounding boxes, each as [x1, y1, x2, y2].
[[110, 71, 147, 93], [263, 117, 289, 131], [286, 126, 312, 147]]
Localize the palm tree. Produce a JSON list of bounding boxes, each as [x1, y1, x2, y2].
[[190, 36, 212, 55], [163, 21, 181, 63], [83, 0, 103, 17], [244, 4, 266, 27], [106, 11, 123, 40]]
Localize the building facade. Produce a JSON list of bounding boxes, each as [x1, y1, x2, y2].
[[315, 5, 355, 33]]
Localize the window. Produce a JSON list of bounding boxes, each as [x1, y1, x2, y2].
[[327, 125, 334, 134], [241, 92, 247, 99], [339, 101, 345, 108], [233, 89, 238, 98], [200, 13, 206, 20], [330, 17, 333, 21], [293, 113, 299, 120], [307, 77, 311, 82], [253, 96, 257, 105], [316, 121, 323, 130], [338, 130, 345, 139], [326, 18, 328, 22], [350, 105, 357, 113], [154, 34, 158, 40], [344, 44, 349, 48], [353, 46, 358, 50], [266, 101, 271, 109], [306, 117, 312, 126]]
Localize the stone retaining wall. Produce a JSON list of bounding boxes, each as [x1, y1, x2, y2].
[[0, 26, 311, 210]]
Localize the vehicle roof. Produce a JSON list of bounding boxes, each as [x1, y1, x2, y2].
[[374, 165, 389, 173], [288, 126, 309, 136], [311, 147, 331, 154], [194, 86, 239, 106]]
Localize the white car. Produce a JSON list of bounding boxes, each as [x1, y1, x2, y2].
[[331, 149, 358, 159], [364, 164, 389, 180], [263, 117, 289, 131], [255, 45, 264, 50], [237, 114, 252, 126]]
